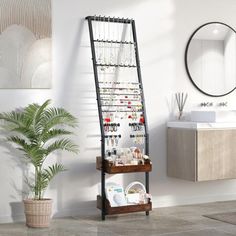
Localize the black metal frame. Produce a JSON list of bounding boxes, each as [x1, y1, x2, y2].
[[86, 15, 150, 220], [185, 21, 236, 97]]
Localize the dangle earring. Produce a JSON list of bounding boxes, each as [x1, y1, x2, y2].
[[104, 124, 107, 132], [106, 137, 109, 146], [107, 16, 111, 68], [130, 23, 133, 65], [100, 16, 106, 71], [115, 136, 119, 146], [97, 15, 103, 65], [114, 124, 117, 132], [115, 110, 119, 119], [111, 135, 115, 147], [141, 135, 144, 145], [139, 114, 145, 124], [110, 113, 114, 122]]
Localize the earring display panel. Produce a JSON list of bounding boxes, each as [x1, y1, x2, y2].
[[86, 15, 151, 220]]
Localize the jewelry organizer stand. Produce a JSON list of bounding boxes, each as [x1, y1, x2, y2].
[[86, 15, 152, 220]]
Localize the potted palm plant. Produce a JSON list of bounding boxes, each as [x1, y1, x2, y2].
[[0, 99, 78, 228]]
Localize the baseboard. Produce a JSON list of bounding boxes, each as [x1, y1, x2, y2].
[[53, 201, 96, 218], [0, 214, 25, 224], [151, 193, 236, 208], [1, 194, 236, 223], [0, 202, 97, 224]]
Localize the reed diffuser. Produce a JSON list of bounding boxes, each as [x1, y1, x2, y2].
[[175, 92, 188, 120]]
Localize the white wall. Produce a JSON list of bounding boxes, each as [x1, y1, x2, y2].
[[1, 0, 236, 223]]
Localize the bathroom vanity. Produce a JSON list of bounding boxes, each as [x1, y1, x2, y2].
[[167, 122, 236, 181], [172, 21, 236, 182]]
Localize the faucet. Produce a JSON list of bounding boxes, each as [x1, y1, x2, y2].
[[200, 102, 213, 107], [218, 102, 227, 107]]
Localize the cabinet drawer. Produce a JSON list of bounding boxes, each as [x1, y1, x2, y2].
[[197, 130, 236, 181], [167, 128, 197, 181]]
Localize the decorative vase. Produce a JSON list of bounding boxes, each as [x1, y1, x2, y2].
[[23, 199, 52, 228], [178, 111, 183, 120]]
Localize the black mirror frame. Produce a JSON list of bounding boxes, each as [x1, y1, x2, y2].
[[185, 22, 236, 97]]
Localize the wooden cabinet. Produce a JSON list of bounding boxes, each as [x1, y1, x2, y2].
[[167, 128, 236, 181]]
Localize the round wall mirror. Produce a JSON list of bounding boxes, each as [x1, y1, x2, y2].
[[185, 22, 236, 97]]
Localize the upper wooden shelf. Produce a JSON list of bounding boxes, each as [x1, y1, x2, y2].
[[96, 156, 152, 174]]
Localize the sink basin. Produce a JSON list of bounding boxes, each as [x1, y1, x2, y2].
[[191, 110, 236, 122]]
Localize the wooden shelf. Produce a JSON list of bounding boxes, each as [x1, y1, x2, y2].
[[96, 156, 152, 174], [97, 195, 152, 215]]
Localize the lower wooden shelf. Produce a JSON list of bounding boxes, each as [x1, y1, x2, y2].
[[96, 156, 152, 174], [97, 195, 152, 215]]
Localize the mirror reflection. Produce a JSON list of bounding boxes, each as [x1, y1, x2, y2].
[[185, 22, 236, 96]]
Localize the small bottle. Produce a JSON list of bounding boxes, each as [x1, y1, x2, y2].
[[105, 151, 113, 164], [106, 150, 111, 158], [111, 149, 117, 165], [115, 151, 124, 166]]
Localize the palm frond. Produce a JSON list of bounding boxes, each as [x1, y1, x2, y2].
[[0, 111, 28, 128], [33, 100, 51, 135], [42, 129, 73, 143], [7, 136, 42, 166], [42, 107, 78, 131], [23, 147, 45, 166], [7, 136, 30, 150], [24, 103, 39, 125], [34, 100, 51, 124], [0, 109, 35, 142], [43, 164, 66, 182], [45, 138, 78, 156], [7, 136, 44, 166], [11, 126, 36, 142]]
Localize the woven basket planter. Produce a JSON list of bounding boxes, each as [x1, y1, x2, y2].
[[23, 199, 52, 228]]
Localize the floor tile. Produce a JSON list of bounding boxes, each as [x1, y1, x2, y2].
[[1, 201, 236, 236]]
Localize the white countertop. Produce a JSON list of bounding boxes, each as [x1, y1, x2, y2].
[[167, 121, 236, 129]]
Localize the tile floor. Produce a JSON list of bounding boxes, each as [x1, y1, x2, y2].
[[1, 201, 236, 235]]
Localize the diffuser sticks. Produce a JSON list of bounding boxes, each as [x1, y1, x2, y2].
[[175, 92, 188, 120]]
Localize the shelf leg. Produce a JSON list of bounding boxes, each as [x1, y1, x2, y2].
[[101, 169, 106, 221], [145, 172, 150, 216], [145, 172, 149, 193], [101, 149, 106, 221], [102, 212, 106, 221]]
